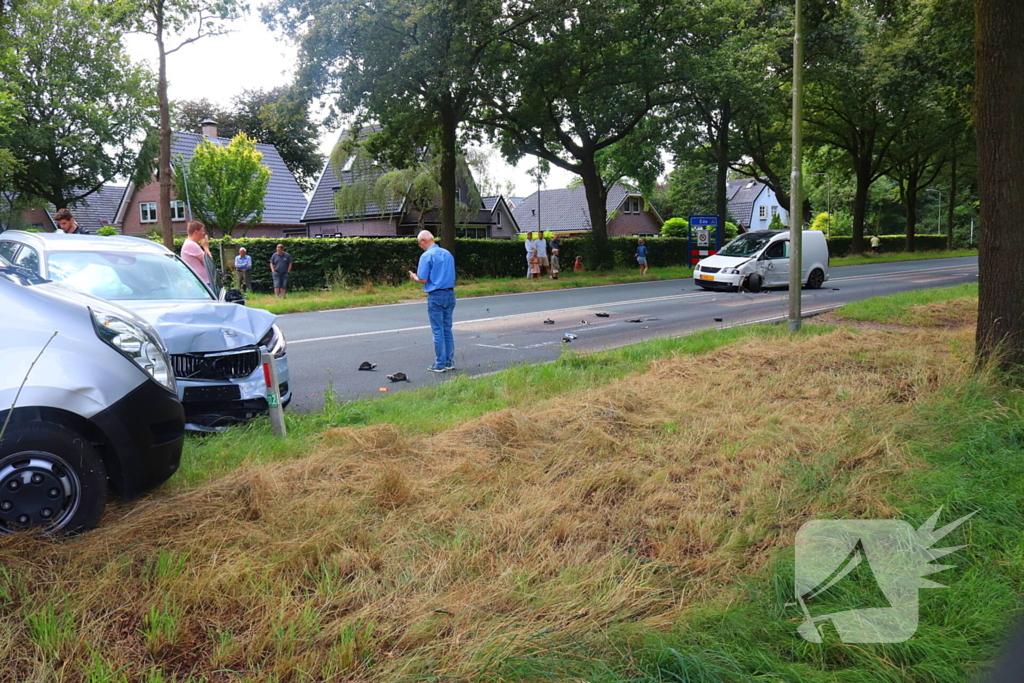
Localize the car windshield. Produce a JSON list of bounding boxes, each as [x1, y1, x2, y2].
[[717, 233, 778, 257], [46, 251, 213, 301]]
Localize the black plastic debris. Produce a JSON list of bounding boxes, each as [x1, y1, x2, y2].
[[714, 317, 723, 322], [563, 333, 578, 343], [595, 312, 610, 318], [386, 372, 409, 382], [581, 320, 589, 324], [543, 318, 555, 325], [358, 361, 377, 371], [627, 318, 643, 323]]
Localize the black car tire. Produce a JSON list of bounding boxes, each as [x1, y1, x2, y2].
[[806, 268, 825, 289], [746, 272, 763, 293], [0, 422, 108, 534]]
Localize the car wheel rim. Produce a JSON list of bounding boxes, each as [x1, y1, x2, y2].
[[809, 271, 823, 288], [0, 452, 81, 533]]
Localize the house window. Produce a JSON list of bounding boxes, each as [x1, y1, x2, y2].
[[283, 227, 309, 237], [140, 202, 157, 222], [496, 212, 502, 226], [631, 198, 640, 213], [770, 205, 778, 217], [759, 205, 767, 219], [456, 227, 487, 239], [170, 200, 186, 221]]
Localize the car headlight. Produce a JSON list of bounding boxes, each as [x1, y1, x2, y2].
[[91, 309, 176, 393], [259, 324, 287, 359], [721, 268, 740, 275]]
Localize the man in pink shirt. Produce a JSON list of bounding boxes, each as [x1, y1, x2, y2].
[[180, 220, 212, 284]]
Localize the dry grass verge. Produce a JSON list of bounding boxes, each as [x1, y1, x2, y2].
[[0, 323, 975, 681]]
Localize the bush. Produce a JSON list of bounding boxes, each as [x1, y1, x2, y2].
[[96, 226, 118, 236], [824, 234, 949, 257], [660, 217, 688, 238]]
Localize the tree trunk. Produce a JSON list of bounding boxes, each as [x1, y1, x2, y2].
[[850, 160, 871, 254], [975, 0, 1024, 369], [156, 8, 173, 251], [438, 98, 457, 253], [579, 155, 612, 269], [715, 100, 730, 225], [948, 148, 957, 250], [903, 180, 918, 253]]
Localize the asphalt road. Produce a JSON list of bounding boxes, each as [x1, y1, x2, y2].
[[278, 257, 979, 412]]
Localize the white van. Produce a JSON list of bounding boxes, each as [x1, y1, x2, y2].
[[694, 229, 829, 292]]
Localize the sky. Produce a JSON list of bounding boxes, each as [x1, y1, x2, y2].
[[122, 13, 575, 198]]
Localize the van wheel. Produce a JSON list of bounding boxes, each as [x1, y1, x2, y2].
[[806, 269, 825, 289], [0, 422, 108, 535], [746, 273, 763, 293]]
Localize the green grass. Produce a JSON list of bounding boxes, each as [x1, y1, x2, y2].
[[836, 283, 978, 324], [830, 248, 977, 267], [476, 365, 1024, 682], [176, 322, 824, 487]]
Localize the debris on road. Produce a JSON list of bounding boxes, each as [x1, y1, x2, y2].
[[543, 318, 555, 325], [580, 320, 589, 324], [358, 361, 377, 371], [595, 312, 610, 317], [386, 372, 409, 382], [562, 333, 578, 343], [714, 317, 723, 322]]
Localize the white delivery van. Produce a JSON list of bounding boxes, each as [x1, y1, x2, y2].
[[693, 229, 829, 292]]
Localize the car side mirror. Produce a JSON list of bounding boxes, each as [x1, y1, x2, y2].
[[224, 287, 246, 305]]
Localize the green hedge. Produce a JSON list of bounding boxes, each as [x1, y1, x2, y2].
[[165, 233, 959, 292], [824, 234, 949, 258]]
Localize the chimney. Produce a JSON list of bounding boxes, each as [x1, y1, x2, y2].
[[201, 118, 218, 138]]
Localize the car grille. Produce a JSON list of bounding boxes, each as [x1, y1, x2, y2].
[[699, 266, 720, 273], [171, 348, 261, 380]]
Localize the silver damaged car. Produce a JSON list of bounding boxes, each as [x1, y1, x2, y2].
[[0, 232, 290, 428]]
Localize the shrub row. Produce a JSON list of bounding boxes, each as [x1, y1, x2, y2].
[[170, 233, 960, 292], [825, 234, 949, 257]]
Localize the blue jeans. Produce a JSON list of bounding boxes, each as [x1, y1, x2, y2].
[[427, 289, 456, 366]]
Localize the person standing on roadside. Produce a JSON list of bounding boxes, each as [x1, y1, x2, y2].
[[524, 231, 539, 278], [54, 208, 87, 234], [408, 230, 457, 372], [180, 220, 212, 285], [534, 231, 550, 277], [635, 238, 649, 276], [233, 247, 252, 291], [270, 243, 293, 298]]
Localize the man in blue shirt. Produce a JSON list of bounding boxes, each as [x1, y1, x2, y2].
[[233, 247, 253, 291], [408, 230, 457, 372]]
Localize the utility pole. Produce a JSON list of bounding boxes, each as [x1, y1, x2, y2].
[[788, 0, 805, 332]]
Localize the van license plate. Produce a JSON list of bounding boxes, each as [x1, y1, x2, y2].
[[699, 274, 715, 281]]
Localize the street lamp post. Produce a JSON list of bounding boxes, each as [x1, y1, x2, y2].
[[926, 188, 941, 235], [788, 0, 805, 332]]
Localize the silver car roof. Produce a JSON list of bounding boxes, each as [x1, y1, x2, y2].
[[0, 230, 174, 255]]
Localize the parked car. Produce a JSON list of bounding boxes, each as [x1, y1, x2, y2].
[[1, 258, 184, 533], [0, 232, 290, 427], [694, 229, 830, 292]]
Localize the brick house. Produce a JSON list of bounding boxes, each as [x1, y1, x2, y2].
[[114, 120, 309, 238], [302, 134, 517, 238], [511, 184, 663, 237], [3, 185, 127, 233]]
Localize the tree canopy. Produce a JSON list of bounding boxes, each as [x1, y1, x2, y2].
[[173, 133, 271, 237], [0, 0, 156, 209]]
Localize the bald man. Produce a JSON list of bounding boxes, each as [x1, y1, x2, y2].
[[408, 230, 457, 372]]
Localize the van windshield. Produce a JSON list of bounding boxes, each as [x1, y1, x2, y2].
[[47, 251, 213, 301], [718, 233, 777, 257]]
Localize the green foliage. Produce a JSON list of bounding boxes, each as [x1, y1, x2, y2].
[[826, 234, 947, 257], [660, 217, 688, 238], [768, 211, 786, 230], [810, 212, 831, 233], [96, 226, 118, 236], [0, 0, 157, 208], [172, 87, 324, 191], [174, 133, 271, 237]]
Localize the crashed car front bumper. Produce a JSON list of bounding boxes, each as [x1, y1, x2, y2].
[[176, 354, 291, 427]]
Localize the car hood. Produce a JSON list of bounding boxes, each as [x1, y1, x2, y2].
[[116, 300, 275, 354], [698, 254, 754, 269]]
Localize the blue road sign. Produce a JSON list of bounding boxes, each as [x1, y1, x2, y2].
[[689, 215, 720, 228]]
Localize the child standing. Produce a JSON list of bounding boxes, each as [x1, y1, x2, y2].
[[549, 249, 560, 279], [573, 255, 583, 272], [529, 255, 541, 278]]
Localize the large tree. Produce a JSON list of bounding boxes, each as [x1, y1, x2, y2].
[[0, 0, 156, 209], [173, 86, 324, 191], [173, 133, 270, 237], [479, 0, 692, 267], [116, 0, 243, 250], [267, 0, 540, 252], [974, 0, 1024, 369]]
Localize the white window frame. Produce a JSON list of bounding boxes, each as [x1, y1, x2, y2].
[[759, 205, 768, 219], [170, 200, 186, 221], [631, 198, 640, 214], [496, 211, 502, 226], [770, 205, 778, 217], [140, 202, 157, 223]]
